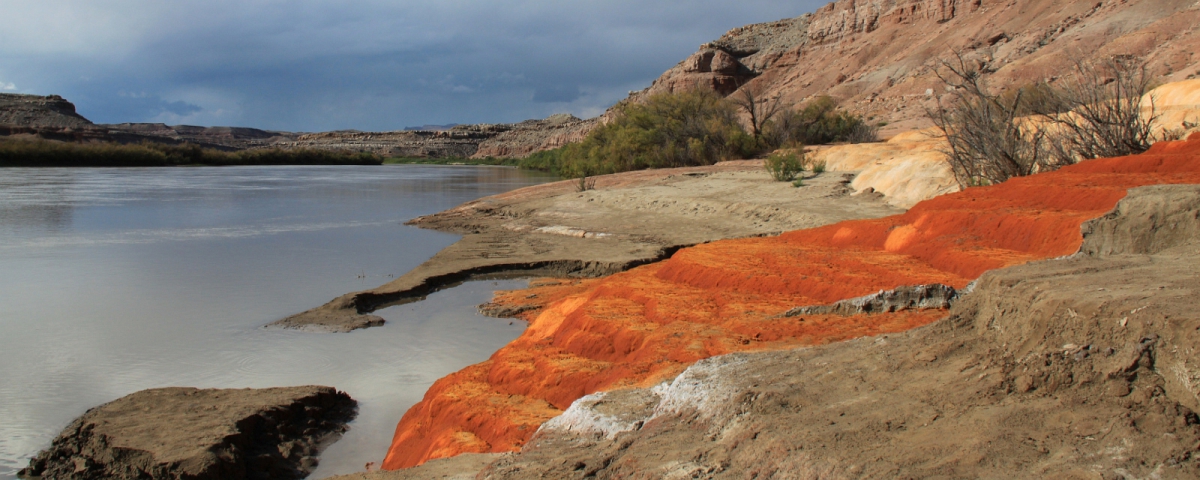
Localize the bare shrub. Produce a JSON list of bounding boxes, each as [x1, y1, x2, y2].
[[930, 51, 1170, 188], [1038, 56, 1158, 163], [843, 122, 879, 144], [730, 83, 787, 140], [928, 52, 1064, 186]]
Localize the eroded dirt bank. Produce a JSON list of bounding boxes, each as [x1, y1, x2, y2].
[[20, 386, 356, 480], [377, 136, 1200, 470], [270, 161, 902, 332]]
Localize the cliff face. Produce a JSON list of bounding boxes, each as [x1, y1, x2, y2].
[[0, 93, 93, 129], [631, 0, 1200, 135], [382, 133, 1200, 469]]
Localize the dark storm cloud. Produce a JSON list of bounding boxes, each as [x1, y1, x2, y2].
[[0, 1, 825, 132]]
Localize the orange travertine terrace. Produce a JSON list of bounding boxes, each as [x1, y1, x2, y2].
[[383, 134, 1200, 470]]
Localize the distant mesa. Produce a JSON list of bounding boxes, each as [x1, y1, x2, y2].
[[404, 123, 460, 131], [0, 93, 593, 159], [0, 93, 93, 129]]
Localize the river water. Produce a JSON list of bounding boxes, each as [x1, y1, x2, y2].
[[0, 165, 556, 479]]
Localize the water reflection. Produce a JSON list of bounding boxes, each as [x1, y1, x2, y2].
[[0, 165, 555, 479]]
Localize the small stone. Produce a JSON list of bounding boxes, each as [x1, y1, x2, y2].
[[1106, 382, 1131, 398], [1015, 375, 1035, 393]]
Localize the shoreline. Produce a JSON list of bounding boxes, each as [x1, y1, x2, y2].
[[269, 160, 905, 333]]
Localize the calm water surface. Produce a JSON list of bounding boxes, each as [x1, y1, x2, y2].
[[0, 165, 556, 479]]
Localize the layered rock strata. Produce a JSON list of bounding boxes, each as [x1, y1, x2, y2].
[[19, 386, 356, 480], [0, 93, 92, 128], [381, 134, 1200, 469]]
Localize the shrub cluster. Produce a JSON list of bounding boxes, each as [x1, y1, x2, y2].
[[764, 96, 878, 147], [520, 91, 874, 179], [521, 91, 758, 177], [928, 52, 1169, 187], [0, 139, 382, 167], [764, 151, 804, 181]]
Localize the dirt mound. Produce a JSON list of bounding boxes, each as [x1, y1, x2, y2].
[[380, 135, 1200, 470], [478, 184, 1200, 479], [19, 386, 356, 480]]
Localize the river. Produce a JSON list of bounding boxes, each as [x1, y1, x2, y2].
[[0, 165, 557, 479]]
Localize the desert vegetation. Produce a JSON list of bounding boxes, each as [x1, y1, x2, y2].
[[764, 151, 804, 181], [520, 90, 873, 179], [929, 52, 1170, 187], [520, 91, 757, 178], [0, 138, 382, 167]]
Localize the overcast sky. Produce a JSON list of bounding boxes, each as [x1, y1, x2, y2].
[[0, 1, 824, 132]]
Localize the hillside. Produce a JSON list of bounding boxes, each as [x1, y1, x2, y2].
[[628, 0, 1200, 137]]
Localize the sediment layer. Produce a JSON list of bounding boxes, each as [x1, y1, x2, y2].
[[382, 134, 1200, 469]]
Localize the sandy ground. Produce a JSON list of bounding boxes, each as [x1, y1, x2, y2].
[[271, 161, 902, 332], [327, 184, 1200, 479]]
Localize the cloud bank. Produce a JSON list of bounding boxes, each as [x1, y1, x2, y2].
[[0, 1, 823, 131]]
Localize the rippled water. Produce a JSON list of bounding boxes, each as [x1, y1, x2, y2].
[[0, 165, 556, 479]]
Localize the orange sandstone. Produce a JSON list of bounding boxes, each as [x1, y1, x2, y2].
[[383, 135, 1200, 470]]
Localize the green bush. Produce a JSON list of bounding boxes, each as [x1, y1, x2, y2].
[[519, 91, 760, 176], [764, 151, 804, 181]]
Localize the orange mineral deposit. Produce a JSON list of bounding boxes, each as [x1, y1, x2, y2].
[[383, 135, 1200, 469]]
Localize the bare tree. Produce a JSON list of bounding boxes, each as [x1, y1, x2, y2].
[[729, 83, 786, 139], [1039, 56, 1159, 163], [927, 51, 1067, 186]]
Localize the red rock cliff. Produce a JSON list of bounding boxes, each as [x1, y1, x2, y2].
[[382, 136, 1200, 469]]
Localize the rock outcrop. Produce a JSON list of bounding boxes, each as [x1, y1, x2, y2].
[[631, 0, 1200, 136], [381, 134, 1200, 469], [18, 386, 356, 480], [0, 93, 93, 129]]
